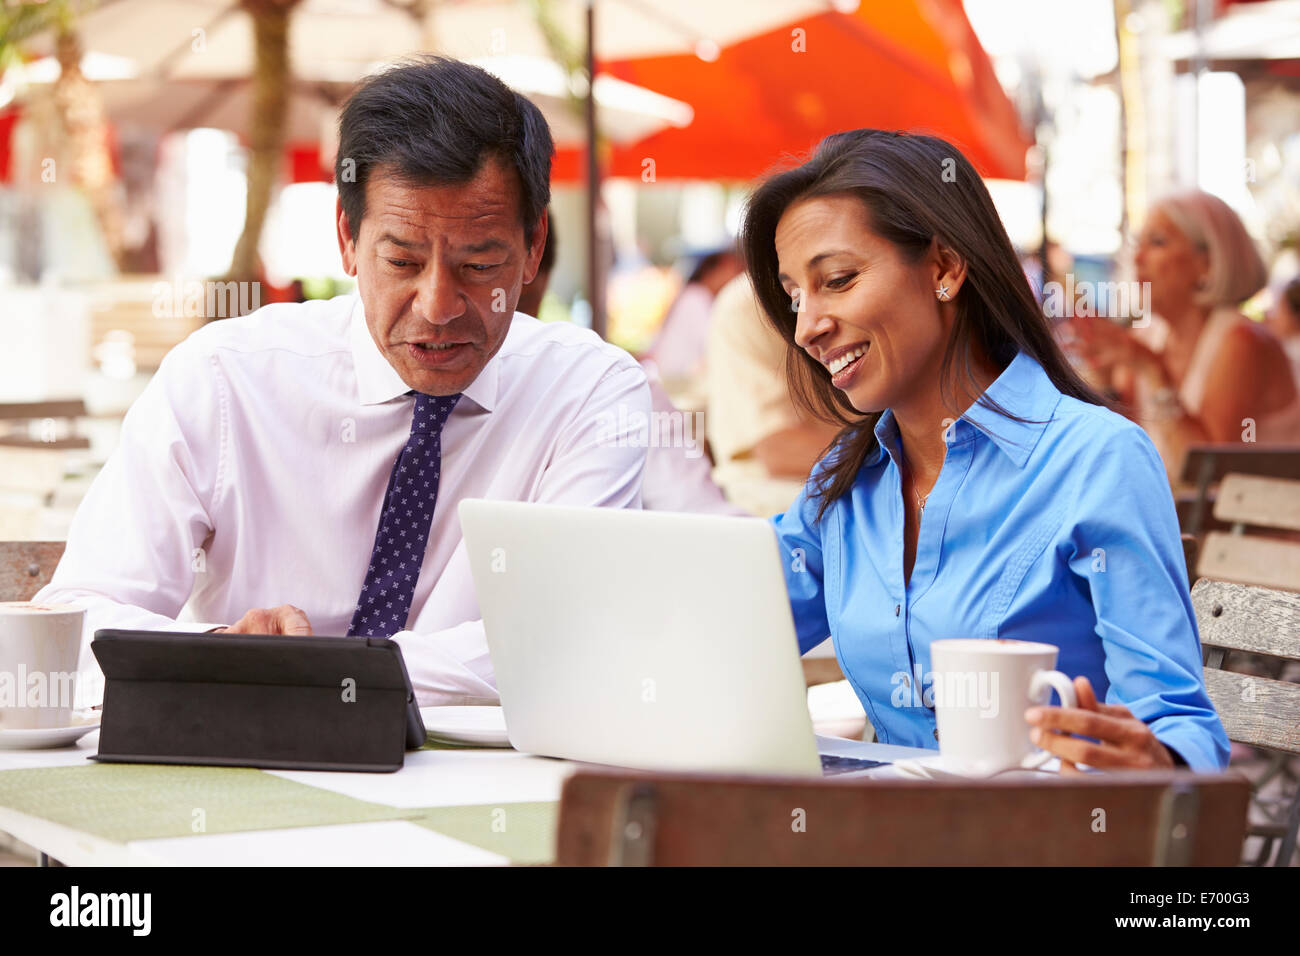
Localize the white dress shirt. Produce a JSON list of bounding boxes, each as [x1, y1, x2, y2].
[[37, 293, 650, 706]]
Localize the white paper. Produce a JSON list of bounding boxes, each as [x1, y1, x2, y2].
[[128, 820, 507, 866], [268, 748, 577, 808]]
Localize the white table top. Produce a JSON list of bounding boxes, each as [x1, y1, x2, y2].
[[0, 731, 933, 866]]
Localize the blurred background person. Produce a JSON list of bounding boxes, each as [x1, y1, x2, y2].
[[641, 245, 744, 408], [1067, 190, 1300, 481], [706, 274, 841, 517], [518, 215, 741, 516]]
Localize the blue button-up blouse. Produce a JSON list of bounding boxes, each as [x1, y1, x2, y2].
[[772, 351, 1230, 770]]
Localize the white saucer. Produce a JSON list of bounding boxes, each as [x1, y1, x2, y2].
[[419, 706, 512, 748], [0, 716, 100, 750], [892, 753, 1059, 780]]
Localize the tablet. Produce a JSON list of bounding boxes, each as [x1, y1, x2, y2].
[[90, 630, 425, 773]]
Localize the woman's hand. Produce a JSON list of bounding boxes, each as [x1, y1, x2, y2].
[[1024, 676, 1177, 773], [1061, 316, 1162, 381]]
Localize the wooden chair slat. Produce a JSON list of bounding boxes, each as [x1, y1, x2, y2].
[[1213, 474, 1300, 531], [1192, 579, 1300, 660], [1202, 669, 1300, 756], [1180, 444, 1300, 485], [0, 437, 91, 451], [1198, 532, 1300, 593], [555, 770, 1249, 866], [0, 400, 87, 421], [0, 540, 67, 602]]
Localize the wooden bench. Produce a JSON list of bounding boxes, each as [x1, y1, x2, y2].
[[555, 769, 1248, 865], [1192, 578, 1300, 865]]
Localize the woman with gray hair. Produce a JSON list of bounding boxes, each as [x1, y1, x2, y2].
[[1069, 190, 1299, 479]]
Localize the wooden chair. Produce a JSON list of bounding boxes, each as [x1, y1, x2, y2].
[[87, 276, 205, 371], [1181, 533, 1199, 587], [0, 541, 67, 602], [555, 769, 1249, 866], [1192, 578, 1300, 865], [1179, 444, 1300, 538], [1197, 474, 1300, 593]]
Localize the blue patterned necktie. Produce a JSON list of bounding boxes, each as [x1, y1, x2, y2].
[[348, 391, 460, 637]]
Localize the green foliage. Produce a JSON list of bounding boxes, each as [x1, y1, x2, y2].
[[0, 1, 95, 78]]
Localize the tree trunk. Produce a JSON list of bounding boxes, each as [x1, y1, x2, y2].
[[225, 0, 301, 289], [52, 27, 127, 269]]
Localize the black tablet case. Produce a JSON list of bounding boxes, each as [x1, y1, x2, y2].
[[90, 630, 426, 773]]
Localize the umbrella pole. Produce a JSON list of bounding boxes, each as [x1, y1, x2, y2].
[[585, 0, 606, 339]]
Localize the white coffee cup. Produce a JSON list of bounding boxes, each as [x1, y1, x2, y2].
[[929, 638, 1077, 775], [0, 601, 85, 730]]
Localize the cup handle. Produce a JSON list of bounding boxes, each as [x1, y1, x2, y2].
[[1022, 670, 1078, 769]]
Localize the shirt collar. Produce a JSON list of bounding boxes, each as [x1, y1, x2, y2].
[[960, 351, 1061, 467], [862, 351, 1061, 469], [348, 294, 500, 412]]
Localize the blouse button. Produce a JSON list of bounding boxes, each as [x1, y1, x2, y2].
[[894, 604, 900, 617]]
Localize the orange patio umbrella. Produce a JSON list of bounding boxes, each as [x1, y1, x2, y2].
[[554, 0, 1029, 183]]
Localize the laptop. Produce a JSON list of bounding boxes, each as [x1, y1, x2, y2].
[[457, 499, 887, 777]]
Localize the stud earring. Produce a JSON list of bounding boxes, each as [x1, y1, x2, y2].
[[936, 283, 950, 301]]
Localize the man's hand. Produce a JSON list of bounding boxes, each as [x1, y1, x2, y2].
[[215, 605, 314, 636], [1024, 675, 1176, 774]]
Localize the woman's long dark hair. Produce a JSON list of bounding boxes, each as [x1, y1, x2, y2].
[[739, 129, 1107, 520]]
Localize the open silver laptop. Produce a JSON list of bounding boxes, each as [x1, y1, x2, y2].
[[458, 500, 885, 777]]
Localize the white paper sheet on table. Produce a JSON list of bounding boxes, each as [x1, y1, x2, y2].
[[128, 820, 507, 866], [268, 748, 577, 808]]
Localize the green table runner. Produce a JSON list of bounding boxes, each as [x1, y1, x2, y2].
[[0, 739, 561, 862], [411, 802, 557, 865], [0, 764, 421, 843]]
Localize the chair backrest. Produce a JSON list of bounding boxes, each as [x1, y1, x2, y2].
[[1179, 444, 1300, 537], [0, 400, 90, 451], [1192, 578, 1300, 755], [1197, 474, 1300, 592], [1181, 533, 1199, 587], [0, 541, 67, 602], [555, 769, 1249, 866]]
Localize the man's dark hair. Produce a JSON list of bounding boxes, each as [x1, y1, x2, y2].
[[335, 56, 554, 244]]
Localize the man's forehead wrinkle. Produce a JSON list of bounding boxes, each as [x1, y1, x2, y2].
[[372, 211, 515, 250]]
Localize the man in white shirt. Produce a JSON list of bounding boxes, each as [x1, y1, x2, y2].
[[37, 56, 650, 705]]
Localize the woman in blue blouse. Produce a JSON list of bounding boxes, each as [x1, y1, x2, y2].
[[740, 130, 1229, 772]]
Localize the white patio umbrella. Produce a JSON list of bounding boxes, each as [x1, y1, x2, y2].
[[23, 0, 855, 330], [23, 0, 843, 78], [9, 51, 692, 147]]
